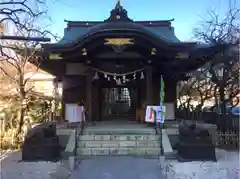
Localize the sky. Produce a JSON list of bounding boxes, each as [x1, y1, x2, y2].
[[46, 0, 238, 41]]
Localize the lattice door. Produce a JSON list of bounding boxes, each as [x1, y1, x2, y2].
[[101, 88, 134, 119]]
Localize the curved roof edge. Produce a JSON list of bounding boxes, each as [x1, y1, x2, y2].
[[44, 21, 182, 50]]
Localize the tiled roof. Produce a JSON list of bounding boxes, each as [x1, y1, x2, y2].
[[48, 21, 181, 48]]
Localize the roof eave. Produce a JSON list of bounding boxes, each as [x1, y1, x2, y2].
[[189, 43, 230, 57], [42, 27, 180, 52]]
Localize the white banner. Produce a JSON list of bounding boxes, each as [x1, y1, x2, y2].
[[65, 104, 85, 123]]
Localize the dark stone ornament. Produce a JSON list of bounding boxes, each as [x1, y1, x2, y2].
[[22, 122, 61, 161], [176, 120, 216, 162]]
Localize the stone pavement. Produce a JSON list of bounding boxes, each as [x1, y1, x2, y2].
[[69, 156, 166, 179]]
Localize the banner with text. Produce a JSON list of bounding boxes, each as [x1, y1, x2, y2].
[[145, 105, 166, 123]]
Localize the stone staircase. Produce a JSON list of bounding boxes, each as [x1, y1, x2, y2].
[[76, 122, 161, 157]]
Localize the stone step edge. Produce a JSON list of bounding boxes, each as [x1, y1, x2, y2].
[[77, 147, 161, 150], [78, 146, 160, 148], [79, 136, 160, 141], [78, 142, 160, 148], [77, 148, 161, 156], [83, 132, 157, 135], [80, 134, 159, 136], [76, 155, 160, 160], [78, 139, 160, 142]]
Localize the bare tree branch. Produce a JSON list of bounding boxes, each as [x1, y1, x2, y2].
[[0, 0, 57, 137]]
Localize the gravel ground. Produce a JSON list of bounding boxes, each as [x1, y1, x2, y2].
[[1, 149, 239, 179], [0, 151, 71, 179], [163, 148, 240, 179]]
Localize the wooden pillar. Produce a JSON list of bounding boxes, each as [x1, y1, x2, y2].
[[86, 72, 92, 121], [146, 66, 153, 105], [62, 77, 66, 121], [99, 87, 102, 121], [165, 77, 177, 120], [52, 79, 58, 120], [92, 81, 100, 121]]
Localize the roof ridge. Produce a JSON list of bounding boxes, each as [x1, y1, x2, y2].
[[65, 20, 174, 28]]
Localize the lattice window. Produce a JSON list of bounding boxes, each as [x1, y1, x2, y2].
[[120, 88, 131, 107]]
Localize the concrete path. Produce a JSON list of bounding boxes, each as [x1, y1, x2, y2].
[[69, 156, 166, 179]]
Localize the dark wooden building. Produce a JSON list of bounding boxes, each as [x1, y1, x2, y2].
[[42, 2, 227, 122]]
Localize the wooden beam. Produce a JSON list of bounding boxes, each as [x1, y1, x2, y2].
[[0, 35, 51, 42]]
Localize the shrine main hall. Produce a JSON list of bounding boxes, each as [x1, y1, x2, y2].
[[41, 2, 226, 122]]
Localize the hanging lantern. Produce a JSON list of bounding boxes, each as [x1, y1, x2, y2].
[[93, 72, 99, 80], [107, 77, 110, 81], [140, 72, 144, 79], [113, 76, 117, 81], [104, 73, 107, 78]]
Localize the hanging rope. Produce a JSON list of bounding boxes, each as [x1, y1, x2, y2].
[[91, 67, 145, 76]]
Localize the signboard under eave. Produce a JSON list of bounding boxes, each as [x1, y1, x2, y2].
[[104, 38, 134, 45], [49, 53, 63, 60]]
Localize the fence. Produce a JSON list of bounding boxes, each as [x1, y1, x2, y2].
[[176, 110, 239, 129], [176, 110, 218, 123], [216, 131, 239, 149], [176, 109, 239, 149]]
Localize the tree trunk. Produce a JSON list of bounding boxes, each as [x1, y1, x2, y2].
[[219, 85, 227, 132], [16, 74, 26, 137], [16, 83, 26, 137], [17, 105, 25, 135]]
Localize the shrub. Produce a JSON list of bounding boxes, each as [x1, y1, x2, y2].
[[0, 129, 22, 150]]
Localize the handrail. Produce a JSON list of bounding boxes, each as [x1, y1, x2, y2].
[[74, 121, 85, 157], [155, 121, 164, 157]]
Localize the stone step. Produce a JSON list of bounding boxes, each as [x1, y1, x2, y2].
[[79, 134, 160, 141], [78, 140, 160, 148], [77, 147, 160, 156], [84, 131, 156, 135], [83, 128, 156, 135]]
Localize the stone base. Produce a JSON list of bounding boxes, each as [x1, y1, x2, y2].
[[177, 142, 216, 162]]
